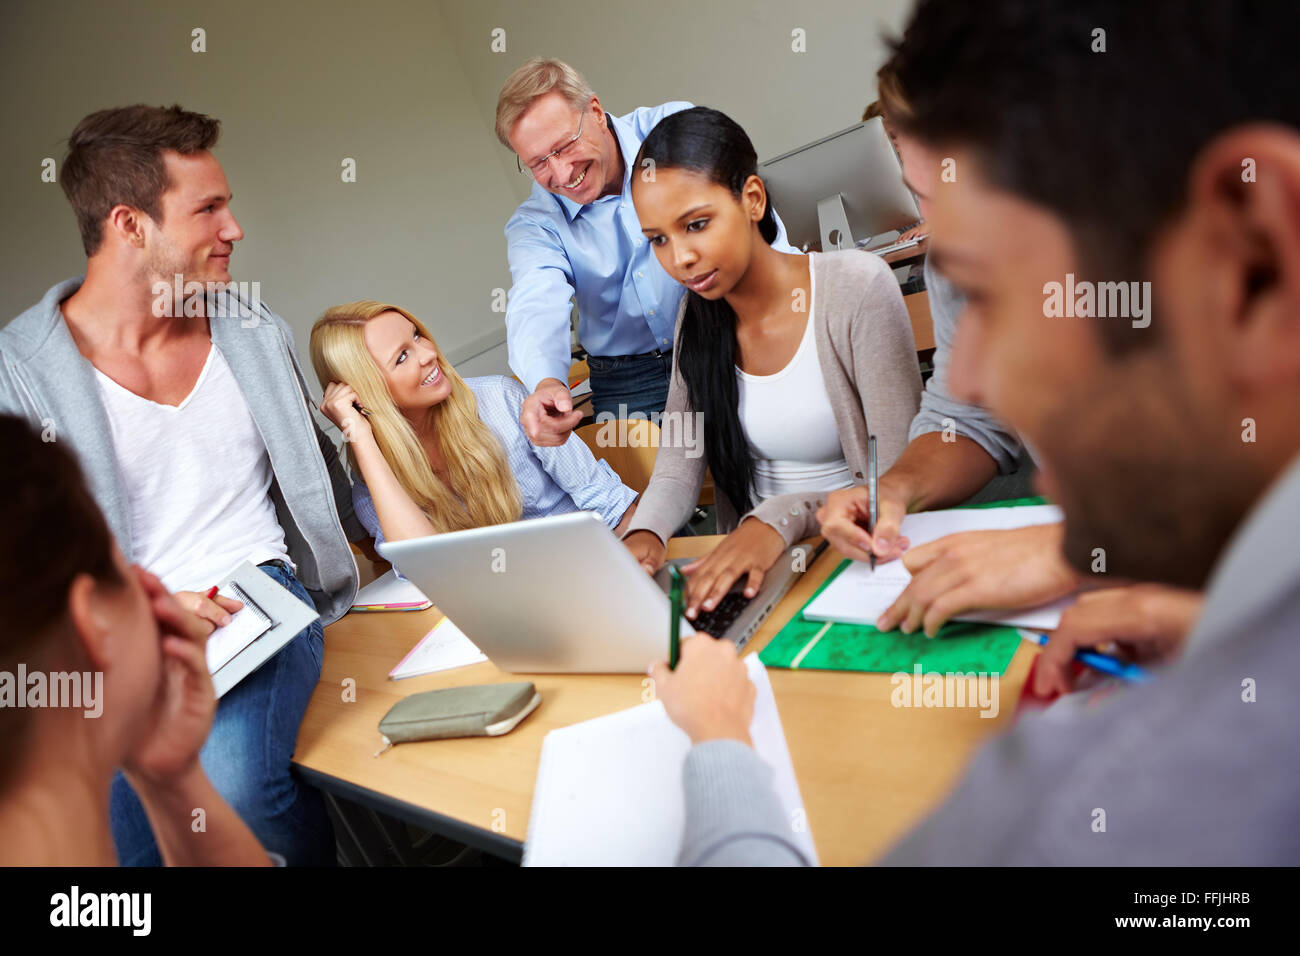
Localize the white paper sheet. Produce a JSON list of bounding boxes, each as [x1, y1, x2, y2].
[[523, 655, 817, 866], [803, 503, 1072, 630], [388, 616, 487, 679]]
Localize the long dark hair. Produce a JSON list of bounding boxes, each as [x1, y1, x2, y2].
[[635, 107, 779, 515]]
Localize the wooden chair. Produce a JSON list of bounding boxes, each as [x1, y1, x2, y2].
[[568, 357, 589, 386], [904, 289, 936, 352], [577, 418, 717, 509], [576, 418, 661, 496]]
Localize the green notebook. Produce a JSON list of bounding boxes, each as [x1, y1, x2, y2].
[[758, 497, 1044, 676]]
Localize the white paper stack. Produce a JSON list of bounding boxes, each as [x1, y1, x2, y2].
[[351, 568, 433, 612], [524, 655, 817, 866]]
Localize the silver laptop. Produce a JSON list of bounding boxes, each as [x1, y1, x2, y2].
[[378, 511, 822, 674]]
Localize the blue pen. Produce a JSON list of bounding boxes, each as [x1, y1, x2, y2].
[[1023, 631, 1152, 684]]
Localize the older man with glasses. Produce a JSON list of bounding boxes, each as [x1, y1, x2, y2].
[[495, 58, 794, 446]]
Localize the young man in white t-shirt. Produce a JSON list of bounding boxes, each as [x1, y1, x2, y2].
[[0, 104, 368, 865]]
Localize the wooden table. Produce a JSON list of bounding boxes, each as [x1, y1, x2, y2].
[[293, 534, 1036, 866]]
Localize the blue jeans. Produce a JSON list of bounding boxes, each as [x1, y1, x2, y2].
[[109, 561, 335, 866], [586, 350, 672, 421]]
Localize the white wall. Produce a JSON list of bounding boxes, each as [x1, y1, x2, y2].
[[1, 0, 914, 384], [440, 0, 913, 203], [0, 0, 521, 381]]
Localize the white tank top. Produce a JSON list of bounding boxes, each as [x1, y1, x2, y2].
[[736, 269, 855, 502], [94, 342, 292, 593]]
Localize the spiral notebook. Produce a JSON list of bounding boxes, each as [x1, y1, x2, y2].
[[205, 560, 319, 698]]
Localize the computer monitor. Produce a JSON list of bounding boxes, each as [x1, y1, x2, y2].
[[760, 117, 920, 252]]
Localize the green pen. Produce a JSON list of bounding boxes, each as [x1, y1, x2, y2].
[[669, 565, 684, 670]]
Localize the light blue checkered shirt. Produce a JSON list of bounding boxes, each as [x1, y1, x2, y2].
[[352, 375, 636, 555]]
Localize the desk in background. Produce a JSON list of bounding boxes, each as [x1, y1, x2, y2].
[[293, 532, 1035, 866]]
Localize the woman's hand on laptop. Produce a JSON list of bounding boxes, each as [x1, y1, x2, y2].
[[624, 529, 667, 575], [681, 518, 785, 620], [651, 636, 753, 746]]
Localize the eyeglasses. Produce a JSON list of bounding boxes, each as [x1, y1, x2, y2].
[[517, 110, 587, 179]]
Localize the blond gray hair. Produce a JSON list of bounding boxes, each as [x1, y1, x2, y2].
[[495, 58, 595, 148]]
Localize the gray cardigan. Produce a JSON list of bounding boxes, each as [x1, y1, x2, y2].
[[0, 278, 366, 626], [677, 455, 1300, 866], [625, 250, 922, 548]]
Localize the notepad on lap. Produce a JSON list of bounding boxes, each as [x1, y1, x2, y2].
[[524, 655, 817, 866], [206, 560, 319, 698], [205, 583, 272, 673]]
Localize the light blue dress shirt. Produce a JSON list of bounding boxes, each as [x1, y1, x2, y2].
[[504, 101, 796, 391], [352, 376, 637, 560]]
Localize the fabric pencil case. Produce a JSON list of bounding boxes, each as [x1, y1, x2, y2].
[[375, 681, 540, 755]]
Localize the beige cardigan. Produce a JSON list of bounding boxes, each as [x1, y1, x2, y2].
[[625, 250, 922, 548]]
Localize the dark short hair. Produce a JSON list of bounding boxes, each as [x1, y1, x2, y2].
[[0, 415, 124, 787], [884, 0, 1300, 348], [60, 103, 221, 256]]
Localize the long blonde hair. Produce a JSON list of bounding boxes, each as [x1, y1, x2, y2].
[[310, 301, 523, 532]]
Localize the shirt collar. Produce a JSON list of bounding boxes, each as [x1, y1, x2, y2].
[[553, 109, 640, 223], [1186, 450, 1300, 654]]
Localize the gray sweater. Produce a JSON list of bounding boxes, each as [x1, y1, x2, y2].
[[0, 278, 366, 626], [625, 250, 922, 549], [910, 258, 1022, 473], [679, 455, 1300, 865]]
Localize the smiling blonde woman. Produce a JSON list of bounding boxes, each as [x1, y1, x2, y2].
[[310, 301, 636, 558]]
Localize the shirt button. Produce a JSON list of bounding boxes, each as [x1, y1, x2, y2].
[[855, 472, 864, 479], [791, 507, 800, 516], [637, 272, 644, 278], [649, 310, 655, 316], [780, 518, 790, 526], [661, 338, 669, 345]]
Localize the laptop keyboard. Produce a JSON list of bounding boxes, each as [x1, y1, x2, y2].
[[690, 591, 752, 639]]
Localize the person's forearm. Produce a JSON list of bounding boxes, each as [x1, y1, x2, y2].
[[613, 500, 637, 537], [351, 434, 437, 542], [882, 433, 999, 513], [129, 766, 270, 866], [679, 741, 811, 867]]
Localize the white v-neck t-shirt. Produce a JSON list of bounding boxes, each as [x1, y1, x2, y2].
[[93, 341, 292, 593], [736, 263, 855, 502]]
